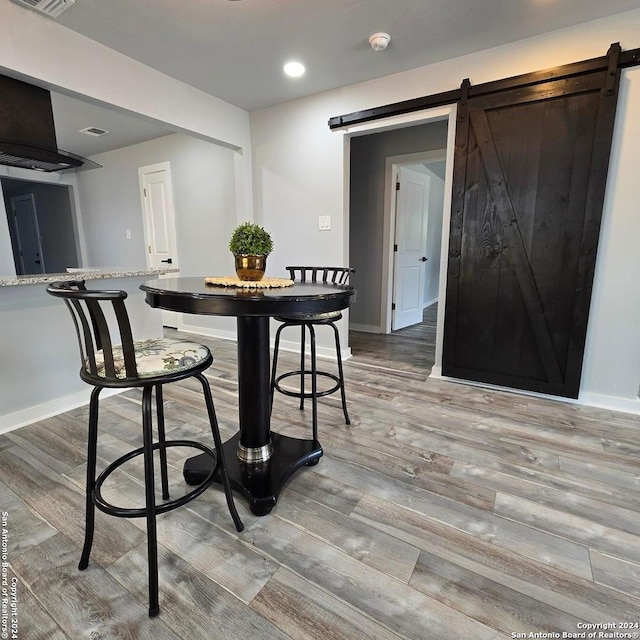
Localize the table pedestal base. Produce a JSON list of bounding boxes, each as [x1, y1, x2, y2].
[[183, 432, 322, 516]]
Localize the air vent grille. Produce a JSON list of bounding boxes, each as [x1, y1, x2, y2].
[[11, 0, 75, 18], [79, 127, 110, 137]]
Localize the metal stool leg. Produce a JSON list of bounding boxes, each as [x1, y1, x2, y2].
[[309, 324, 318, 442], [141, 386, 160, 617], [79, 386, 101, 571], [155, 384, 170, 501], [330, 321, 350, 425], [299, 324, 306, 410], [270, 323, 285, 415], [196, 373, 244, 533]]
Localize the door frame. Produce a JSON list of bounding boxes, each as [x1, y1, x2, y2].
[[343, 105, 457, 374], [383, 150, 446, 334], [138, 161, 180, 327]]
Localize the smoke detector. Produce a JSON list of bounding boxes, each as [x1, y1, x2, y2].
[[369, 32, 391, 52], [11, 0, 75, 18]]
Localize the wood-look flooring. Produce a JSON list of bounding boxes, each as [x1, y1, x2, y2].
[[2, 322, 640, 639], [349, 303, 438, 373]]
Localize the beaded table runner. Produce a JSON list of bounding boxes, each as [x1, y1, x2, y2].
[[204, 276, 294, 288]]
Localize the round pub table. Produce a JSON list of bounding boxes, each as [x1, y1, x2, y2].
[[140, 276, 355, 515]]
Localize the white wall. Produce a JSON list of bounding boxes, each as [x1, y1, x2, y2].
[[581, 65, 640, 409], [0, 275, 162, 433], [76, 133, 239, 337], [0, 0, 255, 341], [250, 9, 640, 411]]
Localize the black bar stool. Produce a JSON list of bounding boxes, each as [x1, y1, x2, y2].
[[47, 280, 243, 617], [270, 267, 354, 442]]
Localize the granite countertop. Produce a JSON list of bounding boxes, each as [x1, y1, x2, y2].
[[0, 267, 179, 287]]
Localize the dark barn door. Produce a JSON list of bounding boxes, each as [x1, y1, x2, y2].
[[443, 45, 621, 398]]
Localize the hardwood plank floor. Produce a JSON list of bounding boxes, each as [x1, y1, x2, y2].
[[349, 303, 438, 372], [1, 323, 639, 639]]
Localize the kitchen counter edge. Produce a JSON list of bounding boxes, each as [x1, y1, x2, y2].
[[0, 267, 179, 287]]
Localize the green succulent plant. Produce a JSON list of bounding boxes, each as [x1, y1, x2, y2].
[[228, 222, 274, 256]]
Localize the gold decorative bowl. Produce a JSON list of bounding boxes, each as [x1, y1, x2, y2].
[[234, 254, 267, 281]]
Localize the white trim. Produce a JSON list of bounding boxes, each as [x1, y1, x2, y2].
[[423, 296, 438, 309], [349, 323, 382, 334], [429, 367, 640, 417], [177, 322, 238, 343], [433, 110, 458, 373], [275, 338, 351, 362], [178, 322, 351, 361], [578, 392, 640, 416], [0, 388, 124, 435], [342, 104, 456, 355], [339, 106, 452, 135]]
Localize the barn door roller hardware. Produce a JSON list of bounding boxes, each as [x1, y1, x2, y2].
[[328, 42, 639, 130]]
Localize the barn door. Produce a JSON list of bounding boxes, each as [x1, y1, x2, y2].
[[442, 44, 622, 398]]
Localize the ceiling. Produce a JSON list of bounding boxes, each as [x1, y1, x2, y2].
[[50, 92, 176, 158], [50, 0, 640, 112], [25, 0, 640, 157]]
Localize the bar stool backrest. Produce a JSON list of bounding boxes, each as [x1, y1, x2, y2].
[[47, 280, 139, 381], [285, 266, 355, 286]]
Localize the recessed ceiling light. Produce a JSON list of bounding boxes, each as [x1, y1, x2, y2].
[[283, 61, 305, 78]]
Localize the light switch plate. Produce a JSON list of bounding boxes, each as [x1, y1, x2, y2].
[[318, 215, 331, 231]]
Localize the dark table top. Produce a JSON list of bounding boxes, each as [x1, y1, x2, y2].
[[141, 276, 356, 317]]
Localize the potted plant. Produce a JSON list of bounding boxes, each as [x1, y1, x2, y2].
[[229, 222, 274, 281]]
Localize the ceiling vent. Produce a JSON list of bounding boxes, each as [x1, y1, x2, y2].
[[11, 0, 75, 18], [79, 126, 110, 137]]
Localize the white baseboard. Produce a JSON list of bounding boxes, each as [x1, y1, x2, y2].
[[276, 337, 351, 361], [0, 388, 125, 436], [578, 392, 640, 416], [430, 367, 640, 416], [423, 297, 439, 308], [349, 323, 382, 334], [177, 323, 238, 343], [178, 322, 351, 360]]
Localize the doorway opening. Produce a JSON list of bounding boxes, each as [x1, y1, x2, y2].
[[346, 109, 455, 374], [1, 177, 80, 276], [386, 151, 446, 333]]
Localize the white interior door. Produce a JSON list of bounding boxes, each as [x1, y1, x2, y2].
[[392, 166, 430, 330], [10, 194, 45, 275], [139, 162, 180, 327]]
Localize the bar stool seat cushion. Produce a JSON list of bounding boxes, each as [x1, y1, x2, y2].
[[89, 337, 210, 379]]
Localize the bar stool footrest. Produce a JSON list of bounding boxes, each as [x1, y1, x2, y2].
[[93, 440, 217, 518], [273, 369, 341, 399]]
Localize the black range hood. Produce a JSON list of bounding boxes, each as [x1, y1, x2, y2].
[[0, 74, 100, 172]]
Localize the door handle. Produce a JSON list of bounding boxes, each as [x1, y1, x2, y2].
[[419, 256, 428, 262], [160, 258, 173, 264]]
